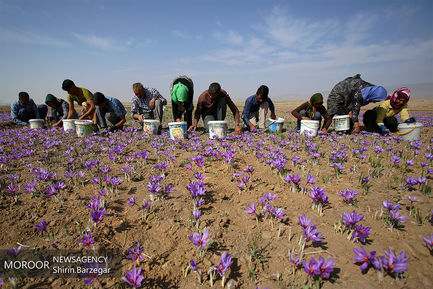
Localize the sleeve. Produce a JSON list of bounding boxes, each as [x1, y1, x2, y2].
[[82, 88, 93, 101], [130, 98, 138, 117], [60, 101, 69, 120], [351, 90, 363, 122], [376, 102, 388, 126], [66, 94, 73, 104], [151, 88, 167, 105], [225, 94, 240, 125], [318, 105, 333, 129], [399, 103, 410, 123], [291, 102, 307, 120], [242, 97, 253, 126], [113, 99, 127, 116], [50, 107, 57, 119], [267, 98, 275, 113], [30, 100, 40, 119], [11, 102, 27, 126]]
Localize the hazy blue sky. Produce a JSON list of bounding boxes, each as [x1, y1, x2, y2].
[[1, 0, 432, 104]]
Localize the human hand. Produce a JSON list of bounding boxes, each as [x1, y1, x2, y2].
[[270, 112, 277, 120], [188, 125, 196, 132], [248, 123, 256, 130], [322, 127, 328, 134], [380, 125, 389, 134], [302, 116, 310, 120], [149, 98, 156, 108], [404, 117, 416, 124], [234, 125, 242, 134], [353, 122, 361, 134]]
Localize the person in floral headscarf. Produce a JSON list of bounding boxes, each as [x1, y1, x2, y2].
[[363, 87, 415, 134]]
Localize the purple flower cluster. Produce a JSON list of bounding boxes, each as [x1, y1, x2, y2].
[[340, 210, 371, 243], [404, 176, 426, 188], [302, 256, 335, 279], [298, 214, 324, 243], [383, 200, 407, 228], [215, 252, 233, 277], [308, 186, 328, 205]]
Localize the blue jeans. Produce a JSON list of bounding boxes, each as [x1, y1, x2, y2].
[[96, 106, 122, 129], [18, 104, 48, 122], [296, 109, 322, 130]]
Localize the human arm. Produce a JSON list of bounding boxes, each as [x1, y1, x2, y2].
[[318, 105, 332, 133], [225, 94, 241, 133], [291, 102, 309, 120], [10, 102, 28, 126], [241, 96, 254, 128], [79, 99, 95, 120], [267, 98, 276, 120]]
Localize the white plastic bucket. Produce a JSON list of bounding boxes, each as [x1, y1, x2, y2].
[[143, 119, 160, 135], [333, 115, 350, 131], [63, 119, 77, 131], [208, 120, 228, 139], [168, 121, 187, 140], [75, 120, 93, 137], [268, 118, 284, 133], [300, 120, 320, 137], [397, 122, 423, 141], [29, 119, 44, 129]]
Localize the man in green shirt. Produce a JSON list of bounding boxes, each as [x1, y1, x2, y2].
[[62, 79, 95, 120]]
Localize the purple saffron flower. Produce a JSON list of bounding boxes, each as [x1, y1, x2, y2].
[[306, 174, 316, 184], [303, 225, 324, 242], [289, 252, 300, 266], [389, 210, 407, 224], [340, 210, 364, 227], [194, 198, 204, 208], [127, 242, 146, 261], [6, 246, 22, 257], [147, 182, 161, 195], [243, 165, 254, 175], [77, 231, 94, 247], [316, 256, 335, 279], [245, 202, 257, 215], [142, 200, 153, 210], [272, 207, 286, 220], [361, 176, 370, 184], [215, 252, 233, 277], [24, 179, 37, 194], [110, 176, 123, 187], [383, 200, 400, 211], [406, 159, 415, 166], [337, 189, 358, 203], [122, 266, 144, 288], [193, 209, 201, 220], [91, 208, 109, 224], [45, 185, 57, 197], [76, 170, 85, 179], [298, 214, 314, 229], [383, 249, 409, 275], [34, 219, 48, 231], [352, 224, 371, 244], [190, 259, 198, 272], [189, 230, 210, 249], [64, 170, 74, 178], [194, 173, 206, 181], [126, 196, 136, 206], [422, 233, 433, 248], [5, 184, 20, 195], [353, 246, 376, 271], [408, 196, 421, 204], [163, 184, 174, 195], [391, 156, 401, 166], [302, 257, 319, 277]]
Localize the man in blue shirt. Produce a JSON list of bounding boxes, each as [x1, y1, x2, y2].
[[93, 92, 127, 132], [11, 92, 47, 126], [242, 85, 276, 130]]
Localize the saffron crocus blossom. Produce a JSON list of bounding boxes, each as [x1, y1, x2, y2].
[[308, 186, 328, 205], [408, 196, 421, 204], [422, 233, 433, 248], [24, 179, 37, 194], [91, 208, 109, 224], [194, 198, 204, 208], [126, 196, 136, 206], [298, 214, 314, 229], [352, 224, 371, 244], [353, 246, 376, 271], [272, 207, 286, 220], [193, 209, 201, 220], [77, 231, 94, 247], [45, 185, 57, 197], [194, 173, 206, 181], [6, 246, 22, 257], [289, 252, 300, 266], [337, 189, 358, 203], [189, 230, 210, 249], [127, 242, 146, 261], [122, 266, 144, 288], [383, 200, 400, 211], [340, 210, 364, 227], [316, 256, 335, 279], [245, 202, 256, 215], [306, 174, 316, 184], [391, 156, 401, 166], [302, 257, 319, 277], [215, 252, 233, 277], [389, 210, 407, 224], [303, 225, 324, 242], [190, 259, 198, 272], [383, 249, 409, 275], [142, 200, 153, 210], [34, 220, 48, 231]]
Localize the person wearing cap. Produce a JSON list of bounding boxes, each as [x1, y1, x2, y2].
[[326, 74, 387, 133], [11, 92, 48, 126], [242, 85, 276, 130], [61, 79, 95, 121], [45, 94, 76, 127], [131, 83, 167, 125], [363, 87, 414, 134], [291, 93, 332, 134], [93, 92, 127, 133], [189, 82, 241, 134], [170, 75, 194, 128]]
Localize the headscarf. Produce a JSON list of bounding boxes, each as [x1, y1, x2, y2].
[[306, 93, 323, 119], [45, 94, 56, 104], [360, 86, 387, 105], [387, 87, 410, 109], [171, 82, 189, 104]]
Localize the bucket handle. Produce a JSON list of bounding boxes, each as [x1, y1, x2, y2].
[[396, 127, 416, 136]]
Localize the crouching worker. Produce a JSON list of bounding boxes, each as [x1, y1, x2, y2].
[[242, 85, 276, 130], [11, 92, 48, 127], [45, 94, 77, 127], [93, 92, 126, 133], [291, 93, 332, 134], [363, 87, 414, 134]]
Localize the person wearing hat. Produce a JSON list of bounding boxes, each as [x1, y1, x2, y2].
[[45, 94, 76, 127], [11, 92, 48, 126], [170, 75, 194, 128], [61, 79, 95, 121], [363, 87, 414, 134], [189, 82, 241, 134], [326, 74, 387, 133], [291, 93, 332, 134], [242, 85, 276, 130], [93, 92, 127, 133]]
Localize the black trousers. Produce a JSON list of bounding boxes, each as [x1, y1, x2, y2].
[[363, 108, 398, 133]]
